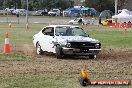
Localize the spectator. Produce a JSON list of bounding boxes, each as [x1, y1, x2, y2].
[[78, 18, 83, 24], [124, 22, 127, 28], [99, 17, 101, 24], [128, 21, 131, 28]]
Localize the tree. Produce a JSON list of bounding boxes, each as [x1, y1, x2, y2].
[[84, 0, 114, 12], [2, 0, 131, 11], [118, 0, 128, 10], [2, 0, 73, 10], [83, 0, 132, 12]]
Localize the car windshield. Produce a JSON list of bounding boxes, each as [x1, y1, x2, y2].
[[75, 18, 81, 21], [52, 10, 58, 12], [55, 27, 88, 37]]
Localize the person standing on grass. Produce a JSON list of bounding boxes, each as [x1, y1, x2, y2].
[[78, 18, 83, 25]]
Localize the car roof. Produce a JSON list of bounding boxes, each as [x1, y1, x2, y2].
[[46, 25, 79, 28]]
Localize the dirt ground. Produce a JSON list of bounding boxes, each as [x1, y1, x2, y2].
[[0, 44, 132, 81]]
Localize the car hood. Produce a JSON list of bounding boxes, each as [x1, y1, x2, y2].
[[55, 36, 100, 44], [69, 20, 76, 23]]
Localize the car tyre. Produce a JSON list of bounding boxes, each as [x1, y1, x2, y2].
[[55, 45, 64, 59], [36, 43, 43, 55], [89, 55, 96, 59]]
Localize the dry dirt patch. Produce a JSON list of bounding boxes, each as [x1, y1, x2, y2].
[[12, 44, 36, 56], [0, 45, 131, 80]]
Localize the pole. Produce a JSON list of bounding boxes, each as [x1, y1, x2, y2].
[[3, 0, 5, 15], [115, 0, 118, 15], [26, 0, 29, 23], [6, 12, 8, 23], [17, 16, 19, 24]]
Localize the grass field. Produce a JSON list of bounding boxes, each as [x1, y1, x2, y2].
[[0, 22, 131, 88], [0, 23, 132, 48]]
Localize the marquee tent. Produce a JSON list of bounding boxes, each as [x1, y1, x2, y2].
[[112, 9, 132, 23]]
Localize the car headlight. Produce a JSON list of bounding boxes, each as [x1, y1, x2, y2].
[[95, 43, 100, 48], [66, 43, 71, 48]]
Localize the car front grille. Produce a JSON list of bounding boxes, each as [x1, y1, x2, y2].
[[69, 42, 101, 49]]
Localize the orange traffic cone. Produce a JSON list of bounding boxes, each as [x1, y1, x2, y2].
[[25, 23, 29, 31], [9, 22, 12, 28], [3, 32, 11, 54]]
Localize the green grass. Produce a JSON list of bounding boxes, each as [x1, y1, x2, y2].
[[0, 75, 75, 88], [0, 23, 46, 44], [0, 23, 131, 48], [0, 73, 131, 88], [90, 30, 132, 49], [83, 25, 132, 49], [0, 53, 32, 61]]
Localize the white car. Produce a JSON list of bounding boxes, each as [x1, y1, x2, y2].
[[48, 9, 60, 16], [68, 18, 90, 25], [33, 25, 101, 59], [33, 10, 44, 16], [12, 9, 26, 15]]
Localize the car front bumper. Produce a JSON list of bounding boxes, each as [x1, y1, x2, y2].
[[62, 47, 101, 56]]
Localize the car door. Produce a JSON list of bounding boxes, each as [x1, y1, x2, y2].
[[41, 27, 55, 53]]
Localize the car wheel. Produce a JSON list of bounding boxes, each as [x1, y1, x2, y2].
[[36, 43, 43, 55], [55, 45, 64, 59], [89, 55, 96, 59]]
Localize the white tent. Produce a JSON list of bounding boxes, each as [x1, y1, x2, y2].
[[112, 9, 132, 23]]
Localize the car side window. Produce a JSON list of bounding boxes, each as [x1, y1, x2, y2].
[[42, 27, 54, 36]]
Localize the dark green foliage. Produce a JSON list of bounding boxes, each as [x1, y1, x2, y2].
[[83, 0, 131, 12], [0, 0, 130, 11], [84, 0, 115, 12], [1, 0, 74, 10]]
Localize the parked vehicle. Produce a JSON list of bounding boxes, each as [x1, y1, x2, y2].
[[33, 10, 48, 16], [12, 9, 26, 15], [63, 8, 80, 17], [101, 19, 114, 26], [5, 8, 15, 14], [48, 9, 61, 16], [33, 25, 101, 59], [68, 18, 90, 25]]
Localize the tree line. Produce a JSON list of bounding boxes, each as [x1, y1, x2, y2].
[[0, 0, 129, 12], [1, 0, 74, 10], [83, 0, 129, 12]]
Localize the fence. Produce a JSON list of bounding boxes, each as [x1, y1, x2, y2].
[[108, 23, 132, 28]]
